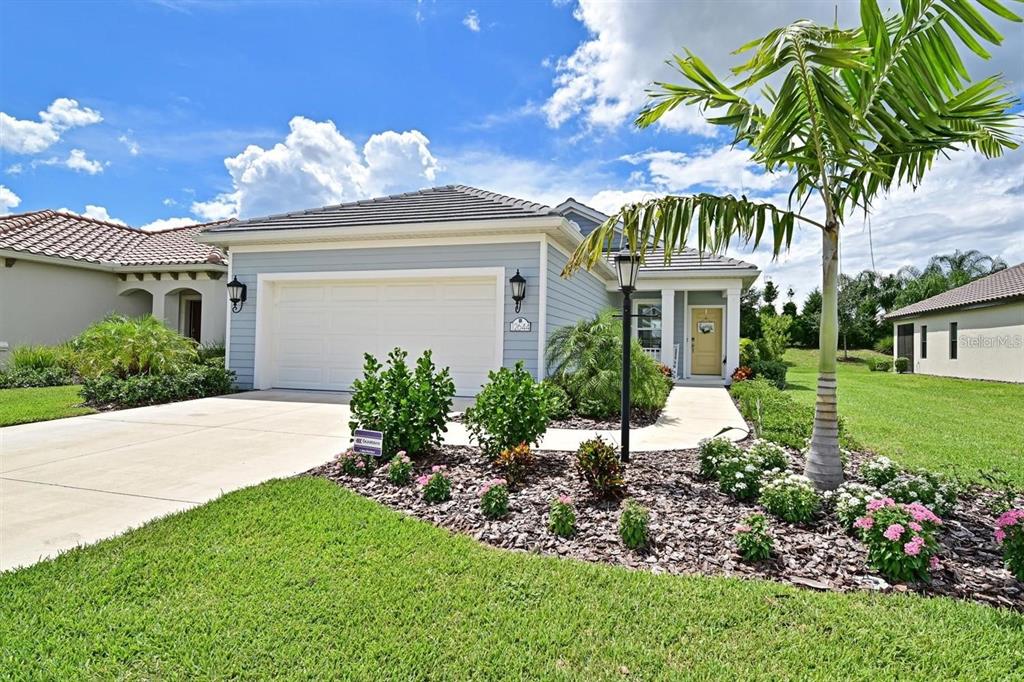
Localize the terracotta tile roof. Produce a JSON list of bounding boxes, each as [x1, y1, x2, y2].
[[0, 210, 229, 267], [886, 263, 1024, 320]]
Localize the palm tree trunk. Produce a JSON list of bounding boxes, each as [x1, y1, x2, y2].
[[805, 224, 844, 490]]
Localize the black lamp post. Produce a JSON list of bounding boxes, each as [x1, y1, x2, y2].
[[227, 276, 247, 313], [509, 269, 527, 313], [614, 249, 642, 462]]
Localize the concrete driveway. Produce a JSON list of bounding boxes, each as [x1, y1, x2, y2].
[[0, 390, 354, 571]]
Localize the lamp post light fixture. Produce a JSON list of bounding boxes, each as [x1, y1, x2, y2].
[[615, 249, 642, 463], [509, 269, 527, 313], [227, 276, 247, 313]]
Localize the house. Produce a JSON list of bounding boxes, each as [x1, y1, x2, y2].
[[0, 210, 230, 360], [199, 185, 761, 396], [885, 263, 1024, 382]]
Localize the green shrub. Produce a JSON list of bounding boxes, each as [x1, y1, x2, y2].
[[757, 313, 792, 362], [759, 472, 821, 524], [0, 366, 75, 388], [750, 359, 787, 388], [698, 436, 741, 479], [717, 449, 764, 501], [895, 356, 910, 373], [349, 348, 455, 458], [548, 496, 576, 537], [387, 452, 413, 486], [881, 472, 959, 517], [73, 315, 199, 379], [873, 336, 894, 355], [734, 513, 773, 562], [493, 442, 536, 488], [748, 439, 788, 472], [546, 309, 670, 418], [618, 500, 650, 549], [80, 363, 235, 408], [859, 499, 941, 583], [730, 378, 853, 450], [831, 482, 883, 531], [479, 479, 510, 519], [575, 436, 625, 498], [417, 467, 451, 504], [861, 456, 901, 488], [739, 338, 760, 367], [197, 343, 226, 362], [541, 380, 572, 420], [9, 344, 70, 372], [464, 362, 550, 458]]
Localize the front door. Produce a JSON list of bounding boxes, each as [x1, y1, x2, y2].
[[896, 323, 914, 372], [690, 307, 723, 375], [185, 299, 202, 343]]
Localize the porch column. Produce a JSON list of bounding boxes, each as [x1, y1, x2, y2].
[[660, 289, 675, 372], [150, 287, 166, 324], [726, 287, 741, 379]]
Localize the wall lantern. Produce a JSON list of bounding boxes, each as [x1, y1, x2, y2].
[[227, 276, 247, 313], [509, 269, 527, 313]]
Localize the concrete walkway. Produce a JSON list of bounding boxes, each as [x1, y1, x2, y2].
[[0, 385, 743, 571]]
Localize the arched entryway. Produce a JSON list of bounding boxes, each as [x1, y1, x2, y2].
[[165, 287, 203, 342]]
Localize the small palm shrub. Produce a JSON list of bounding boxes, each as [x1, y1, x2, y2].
[[73, 314, 199, 379], [546, 309, 670, 418], [541, 380, 572, 420], [995, 509, 1024, 581], [831, 482, 884, 531], [417, 466, 451, 504], [861, 456, 901, 488], [873, 336, 894, 355], [759, 473, 821, 524], [479, 479, 510, 519], [697, 436, 740, 479], [494, 442, 536, 488], [9, 344, 71, 372], [734, 513, 773, 562], [575, 436, 625, 498], [464, 362, 550, 458], [548, 496, 576, 537], [855, 498, 942, 583], [349, 348, 455, 458], [387, 452, 413, 486], [197, 342, 226, 362], [618, 500, 650, 550]]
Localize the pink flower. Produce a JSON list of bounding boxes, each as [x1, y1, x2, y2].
[[996, 509, 1024, 528], [853, 516, 874, 530], [883, 523, 905, 541], [866, 497, 896, 512], [930, 556, 941, 571], [396, 451, 407, 458], [431, 465, 445, 473], [903, 536, 925, 556], [995, 529, 1007, 544], [905, 502, 941, 525], [735, 524, 751, 534], [908, 521, 922, 532], [557, 495, 572, 505], [415, 475, 430, 487]]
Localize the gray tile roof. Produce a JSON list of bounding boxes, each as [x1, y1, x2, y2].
[[202, 185, 557, 233], [886, 262, 1024, 319], [0, 210, 229, 267], [632, 248, 759, 273]]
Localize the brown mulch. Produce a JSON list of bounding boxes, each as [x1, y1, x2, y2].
[[307, 446, 1023, 610]]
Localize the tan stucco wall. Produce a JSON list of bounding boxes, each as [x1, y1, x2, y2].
[[892, 301, 1024, 382]]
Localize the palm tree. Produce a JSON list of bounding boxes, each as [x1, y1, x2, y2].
[[563, 0, 1021, 490], [929, 249, 1008, 282]]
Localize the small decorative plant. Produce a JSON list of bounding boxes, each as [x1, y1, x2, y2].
[[861, 456, 901, 488], [464, 362, 551, 457], [618, 500, 650, 550], [575, 436, 625, 498], [734, 513, 773, 562], [747, 439, 788, 472], [831, 481, 883, 532], [387, 451, 413, 486], [417, 466, 452, 504], [697, 436, 741, 479], [894, 357, 910, 373], [979, 469, 1023, 515], [995, 508, 1024, 581], [881, 472, 958, 517], [759, 472, 821, 524], [716, 450, 763, 502], [548, 495, 576, 538], [338, 449, 374, 478], [479, 479, 509, 519], [494, 442, 536, 488], [855, 498, 942, 583]]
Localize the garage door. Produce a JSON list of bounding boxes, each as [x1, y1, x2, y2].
[[269, 275, 501, 395]]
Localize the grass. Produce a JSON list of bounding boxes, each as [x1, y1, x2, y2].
[[2, 478, 1022, 680], [0, 385, 94, 426], [785, 349, 1024, 485]]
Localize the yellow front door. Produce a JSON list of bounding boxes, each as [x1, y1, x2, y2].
[[691, 307, 723, 375]]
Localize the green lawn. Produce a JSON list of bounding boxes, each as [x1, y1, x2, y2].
[[0, 385, 94, 427], [785, 349, 1024, 485], [2, 478, 1022, 680]]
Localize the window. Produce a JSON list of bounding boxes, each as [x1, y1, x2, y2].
[[950, 322, 958, 359], [635, 302, 662, 352], [920, 325, 928, 359]]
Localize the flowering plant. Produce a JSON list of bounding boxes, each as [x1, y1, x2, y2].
[[995, 508, 1024, 581], [338, 449, 374, 478], [417, 465, 452, 504], [881, 472, 958, 517], [716, 450, 763, 502], [856, 497, 942, 583], [748, 439, 788, 472], [387, 451, 413, 486], [479, 479, 509, 519], [618, 500, 650, 550], [697, 436, 741, 479], [734, 513, 773, 562], [861, 456, 901, 487], [759, 472, 820, 524], [548, 495, 576, 537], [830, 481, 884, 531]]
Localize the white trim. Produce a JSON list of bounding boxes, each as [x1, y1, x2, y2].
[[632, 298, 663, 353], [688, 304, 727, 378], [224, 253, 232, 371], [682, 290, 689, 378], [227, 234, 551, 253], [552, 198, 611, 225], [660, 289, 675, 369], [537, 237, 548, 380], [608, 276, 748, 292], [253, 267, 506, 391]]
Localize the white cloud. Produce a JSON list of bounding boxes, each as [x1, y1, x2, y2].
[[119, 132, 140, 156], [462, 9, 480, 32], [5, 164, 23, 175], [194, 116, 439, 219], [0, 98, 102, 154], [34, 148, 105, 175], [138, 216, 197, 232], [0, 185, 21, 214], [81, 205, 127, 225], [622, 146, 788, 195], [162, 197, 177, 207]]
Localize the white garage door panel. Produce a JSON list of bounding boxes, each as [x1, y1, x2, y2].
[[269, 275, 500, 394]]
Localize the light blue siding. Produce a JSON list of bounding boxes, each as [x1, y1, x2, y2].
[[545, 245, 615, 374], [228, 243, 541, 389]]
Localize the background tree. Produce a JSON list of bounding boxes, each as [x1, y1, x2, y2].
[[740, 286, 763, 339], [761, 280, 780, 315], [564, 0, 1021, 490]]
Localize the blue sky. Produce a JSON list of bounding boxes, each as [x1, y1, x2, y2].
[[2, 0, 1022, 299]]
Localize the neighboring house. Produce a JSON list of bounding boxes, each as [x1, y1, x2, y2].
[[0, 210, 230, 361], [199, 185, 760, 396], [886, 263, 1024, 382]]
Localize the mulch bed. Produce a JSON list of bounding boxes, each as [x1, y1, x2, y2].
[[307, 446, 1022, 610]]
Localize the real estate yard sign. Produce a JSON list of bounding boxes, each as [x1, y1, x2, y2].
[[352, 429, 384, 457]]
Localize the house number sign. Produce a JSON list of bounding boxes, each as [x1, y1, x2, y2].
[[510, 317, 532, 332]]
